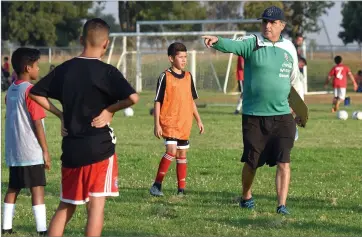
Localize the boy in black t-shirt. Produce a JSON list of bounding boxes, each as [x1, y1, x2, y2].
[[30, 18, 138, 236]]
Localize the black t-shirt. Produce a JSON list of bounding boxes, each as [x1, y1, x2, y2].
[[30, 57, 136, 168], [154, 68, 198, 103]]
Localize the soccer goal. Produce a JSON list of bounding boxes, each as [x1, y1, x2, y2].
[[106, 30, 248, 93]]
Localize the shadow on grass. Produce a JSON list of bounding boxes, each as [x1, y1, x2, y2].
[[206, 215, 362, 235]]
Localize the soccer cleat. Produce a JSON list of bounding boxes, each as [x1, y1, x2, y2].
[[177, 188, 186, 196], [234, 110, 240, 115], [277, 205, 290, 215], [38, 231, 47, 236], [150, 183, 164, 197], [239, 197, 255, 209], [2, 229, 14, 235]]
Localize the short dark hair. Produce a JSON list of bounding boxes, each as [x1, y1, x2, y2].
[[82, 18, 110, 47], [11, 48, 40, 75], [168, 42, 187, 57], [295, 33, 303, 38], [334, 55, 342, 64], [4, 56, 9, 61], [358, 70, 362, 76]]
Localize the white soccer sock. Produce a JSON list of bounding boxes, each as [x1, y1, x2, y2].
[[32, 204, 47, 232], [236, 98, 243, 111], [3, 203, 15, 230]]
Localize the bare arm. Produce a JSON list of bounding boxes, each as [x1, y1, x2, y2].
[[33, 120, 50, 170], [91, 93, 139, 128], [325, 76, 332, 86], [153, 102, 163, 139], [29, 94, 62, 119], [105, 93, 139, 113], [193, 101, 204, 134]]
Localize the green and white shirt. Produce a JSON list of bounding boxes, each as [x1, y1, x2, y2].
[[213, 34, 303, 116]]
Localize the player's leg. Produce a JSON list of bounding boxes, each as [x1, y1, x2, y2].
[[240, 115, 268, 208], [336, 88, 346, 111], [48, 165, 84, 236], [3, 166, 24, 234], [85, 196, 106, 236], [2, 188, 20, 234], [28, 164, 47, 235], [332, 88, 338, 112], [273, 114, 296, 215], [235, 81, 243, 114], [47, 202, 77, 236], [150, 139, 177, 196], [30, 186, 47, 234], [176, 140, 189, 195], [85, 154, 118, 236]]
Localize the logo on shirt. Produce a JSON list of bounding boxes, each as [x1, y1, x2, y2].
[[284, 53, 289, 61]]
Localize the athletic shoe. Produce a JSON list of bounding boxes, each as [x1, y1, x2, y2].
[[277, 205, 290, 215], [150, 183, 164, 197], [239, 197, 255, 209], [177, 188, 185, 196]]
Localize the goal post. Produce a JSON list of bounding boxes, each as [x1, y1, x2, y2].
[[107, 31, 247, 93]]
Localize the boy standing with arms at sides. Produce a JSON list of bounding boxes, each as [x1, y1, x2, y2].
[[30, 18, 139, 236], [234, 56, 244, 115], [3, 48, 50, 236], [150, 42, 204, 197], [324, 55, 358, 112]]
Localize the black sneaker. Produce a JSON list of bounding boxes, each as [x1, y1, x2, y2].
[[38, 231, 47, 236], [276, 205, 290, 215], [234, 110, 240, 115], [239, 197, 255, 209], [177, 188, 185, 196], [2, 229, 14, 235]]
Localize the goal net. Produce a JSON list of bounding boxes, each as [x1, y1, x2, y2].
[[106, 31, 247, 94]]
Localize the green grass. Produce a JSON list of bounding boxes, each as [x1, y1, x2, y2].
[[2, 91, 362, 236]]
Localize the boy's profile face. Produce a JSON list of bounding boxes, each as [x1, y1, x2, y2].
[[27, 60, 40, 80], [169, 51, 187, 70]]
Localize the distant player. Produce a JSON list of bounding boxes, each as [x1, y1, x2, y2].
[[324, 56, 358, 112], [30, 18, 139, 236], [3, 48, 50, 236], [2, 56, 10, 78], [234, 56, 244, 115], [150, 42, 204, 197]]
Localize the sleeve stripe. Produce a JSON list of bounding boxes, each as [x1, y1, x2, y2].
[[154, 73, 165, 101]]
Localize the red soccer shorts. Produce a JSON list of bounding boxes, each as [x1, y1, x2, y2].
[[60, 154, 119, 205]]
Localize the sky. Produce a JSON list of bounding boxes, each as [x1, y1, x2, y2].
[[103, 1, 347, 46]]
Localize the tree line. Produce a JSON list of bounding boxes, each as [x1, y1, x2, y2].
[[1, 1, 361, 47]]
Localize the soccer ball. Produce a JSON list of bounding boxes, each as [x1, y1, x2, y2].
[[352, 111, 362, 120], [337, 110, 348, 120], [123, 107, 134, 117]]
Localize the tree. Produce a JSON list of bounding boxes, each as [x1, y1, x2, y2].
[[92, 2, 121, 33], [338, 2, 362, 45], [118, 1, 207, 48], [243, 1, 284, 32], [55, 2, 93, 47], [204, 2, 243, 31], [242, 1, 334, 38], [283, 1, 335, 38], [118, 1, 206, 32], [1, 2, 92, 46]]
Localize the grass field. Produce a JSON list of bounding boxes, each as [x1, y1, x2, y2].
[[1, 91, 362, 236]]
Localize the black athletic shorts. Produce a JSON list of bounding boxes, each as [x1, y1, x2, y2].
[[8, 164, 46, 189], [241, 114, 296, 169], [164, 137, 190, 149]]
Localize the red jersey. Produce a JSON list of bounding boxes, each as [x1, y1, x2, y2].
[[236, 56, 244, 81], [3, 62, 9, 72], [328, 64, 351, 88]]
